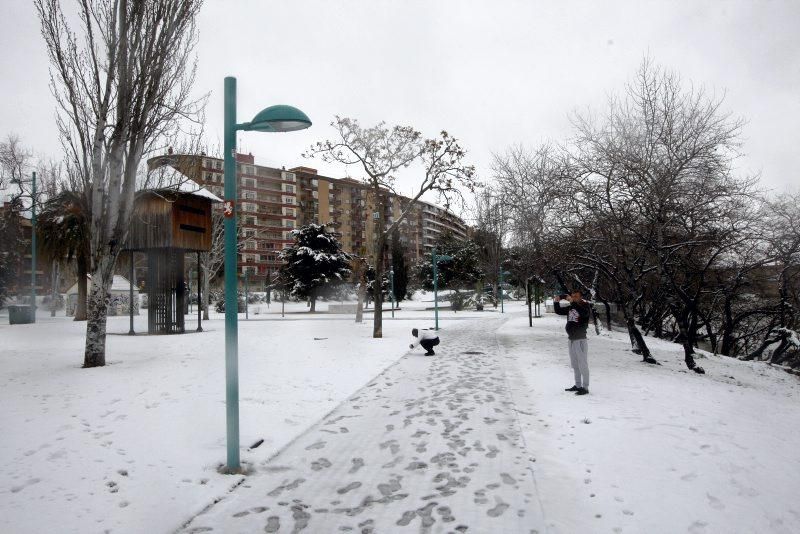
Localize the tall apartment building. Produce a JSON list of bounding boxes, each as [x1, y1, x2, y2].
[[147, 152, 469, 286]]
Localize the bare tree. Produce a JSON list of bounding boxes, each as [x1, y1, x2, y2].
[[37, 0, 203, 367], [743, 192, 800, 364], [181, 210, 230, 321], [0, 135, 34, 200], [471, 187, 509, 305], [306, 117, 477, 337]]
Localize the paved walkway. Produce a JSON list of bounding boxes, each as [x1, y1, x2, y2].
[[179, 315, 544, 533]]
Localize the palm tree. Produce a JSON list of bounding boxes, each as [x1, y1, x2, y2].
[[37, 191, 90, 320]]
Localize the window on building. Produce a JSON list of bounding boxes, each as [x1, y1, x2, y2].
[[283, 184, 295, 193]]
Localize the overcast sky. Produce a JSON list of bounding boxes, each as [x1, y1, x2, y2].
[[1, 0, 798, 208]]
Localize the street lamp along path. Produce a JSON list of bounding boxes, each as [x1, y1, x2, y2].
[[222, 76, 311, 473], [11, 171, 37, 323], [432, 248, 454, 331]]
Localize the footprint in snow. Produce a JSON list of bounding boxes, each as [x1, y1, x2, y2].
[[337, 481, 362, 494], [706, 493, 725, 510], [500, 473, 516, 485], [487, 498, 509, 517], [264, 516, 280, 533]]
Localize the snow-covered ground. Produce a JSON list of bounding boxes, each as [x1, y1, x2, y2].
[[0, 297, 486, 534], [1, 298, 799, 533], [499, 309, 800, 534]]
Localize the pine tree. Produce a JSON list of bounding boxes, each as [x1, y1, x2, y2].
[[413, 235, 484, 291], [391, 229, 409, 302], [279, 224, 352, 312], [366, 266, 390, 305]]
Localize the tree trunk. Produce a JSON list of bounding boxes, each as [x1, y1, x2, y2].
[[622, 302, 658, 364], [373, 236, 385, 338], [310, 291, 316, 313], [372, 190, 385, 338], [83, 255, 115, 367], [74, 254, 88, 321], [770, 337, 792, 365], [50, 262, 60, 317], [676, 310, 705, 373], [704, 319, 717, 354], [744, 327, 783, 361], [355, 261, 366, 323], [202, 267, 210, 320], [602, 300, 612, 330], [720, 296, 735, 356]]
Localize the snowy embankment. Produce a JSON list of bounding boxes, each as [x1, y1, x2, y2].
[[499, 306, 800, 534], [0, 299, 484, 534]]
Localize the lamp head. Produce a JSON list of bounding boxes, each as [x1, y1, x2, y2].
[[243, 105, 311, 132]]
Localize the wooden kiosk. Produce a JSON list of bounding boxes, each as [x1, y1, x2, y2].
[[124, 182, 220, 334]]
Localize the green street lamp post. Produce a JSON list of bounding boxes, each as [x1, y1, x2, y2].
[[266, 268, 271, 308], [30, 171, 36, 321], [244, 268, 251, 321], [499, 270, 511, 313], [389, 269, 395, 318], [12, 171, 36, 322], [431, 248, 453, 331], [196, 252, 203, 332], [222, 76, 311, 473]]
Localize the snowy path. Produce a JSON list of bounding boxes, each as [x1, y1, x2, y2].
[[178, 315, 545, 533]]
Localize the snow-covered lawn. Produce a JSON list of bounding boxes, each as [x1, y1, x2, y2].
[[2, 298, 799, 533], [0, 298, 485, 534], [499, 308, 800, 534]]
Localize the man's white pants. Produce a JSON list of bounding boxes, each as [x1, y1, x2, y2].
[[569, 339, 590, 388]]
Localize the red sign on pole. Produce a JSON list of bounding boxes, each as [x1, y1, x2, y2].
[[223, 200, 235, 218]]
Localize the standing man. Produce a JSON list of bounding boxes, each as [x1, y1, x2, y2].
[[554, 288, 592, 395]]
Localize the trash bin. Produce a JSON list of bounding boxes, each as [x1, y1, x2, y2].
[[8, 305, 34, 325]]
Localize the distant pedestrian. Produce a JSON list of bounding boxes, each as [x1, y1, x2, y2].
[[554, 289, 592, 395], [410, 328, 440, 356]]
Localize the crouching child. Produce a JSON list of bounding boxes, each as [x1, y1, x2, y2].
[[410, 328, 440, 356]]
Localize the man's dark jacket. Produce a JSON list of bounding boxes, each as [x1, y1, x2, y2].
[[554, 299, 591, 340]]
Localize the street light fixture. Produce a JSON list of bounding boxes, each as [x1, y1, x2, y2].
[[431, 248, 453, 331], [222, 76, 310, 473]]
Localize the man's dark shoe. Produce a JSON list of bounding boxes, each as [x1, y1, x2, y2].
[[575, 387, 589, 395], [424, 351, 435, 356], [564, 385, 580, 392]]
